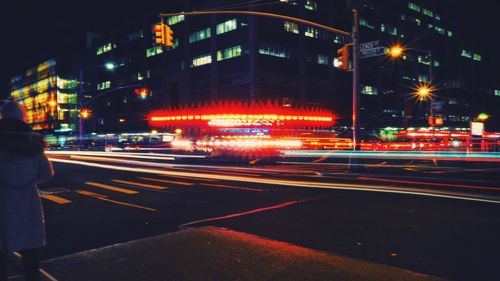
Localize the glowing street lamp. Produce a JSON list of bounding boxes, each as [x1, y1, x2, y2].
[[388, 44, 404, 59], [416, 84, 432, 101], [80, 108, 91, 119], [105, 62, 116, 71]]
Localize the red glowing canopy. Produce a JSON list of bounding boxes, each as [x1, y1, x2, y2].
[[149, 100, 336, 129]]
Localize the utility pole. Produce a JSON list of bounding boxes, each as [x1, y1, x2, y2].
[[352, 8, 360, 151]]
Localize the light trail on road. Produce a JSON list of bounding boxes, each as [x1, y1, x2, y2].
[[49, 157, 500, 205]]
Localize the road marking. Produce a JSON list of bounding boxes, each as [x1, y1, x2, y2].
[[163, 175, 218, 182], [180, 199, 308, 228], [50, 158, 500, 205], [86, 182, 139, 194], [357, 177, 500, 191], [112, 179, 168, 190], [138, 177, 195, 186], [200, 183, 264, 192], [75, 189, 156, 212], [40, 194, 72, 204]]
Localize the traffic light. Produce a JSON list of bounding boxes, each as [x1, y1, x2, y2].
[[154, 24, 165, 46], [335, 45, 350, 71], [153, 23, 174, 47], [428, 116, 443, 126], [165, 25, 174, 47], [135, 88, 150, 100]]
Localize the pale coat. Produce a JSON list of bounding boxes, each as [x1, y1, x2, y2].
[[0, 118, 54, 252]]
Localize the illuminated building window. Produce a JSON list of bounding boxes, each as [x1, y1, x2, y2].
[[461, 50, 472, 59], [284, 21, 299, 34], [96, 43, 117, 55], [418, 74, 428, 83], [447, 31, 453, 37], [434, 60, 440, 67], [401, 14, 406, 21], [146, 46, 164, 57], [435, 26, 445, 35], [381, 24, 397, 36], [167, 15, 185, 25], [97, 81, 111, 91], [417, 56, 431, 65], [422, 8, 433, 17], [473, 54, 482, 61], [189, 27, 211, 43], [435, 14, 441, 20], [408, 2, 421, 12], [317, 54, 328, 65], [304, 27, 327, 39], [414, 18, 421, 26], [362, 85, 378, 95], [216, 19, 237, 35], [427, 23, 433, 29], [191, 54, 212, 67], [305, 0, 317, 11], [136, 72, 144, 81], [360, 18, 375, 29], [280, 0, 298, 5], [495, 90, 500, 96], [258, 43, 290, 58], [217, 45, 242, 61]]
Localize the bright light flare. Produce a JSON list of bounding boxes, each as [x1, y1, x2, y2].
[[413, 83, 435, 101], [388, 45, 404, 58], [80, 109, 91, 119]]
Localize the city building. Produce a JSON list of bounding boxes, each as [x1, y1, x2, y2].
[[11, 0, 500, 136], [9, 58, 80, 134]]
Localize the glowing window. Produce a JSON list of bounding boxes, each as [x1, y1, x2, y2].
[[217, 45, 242, 61], [167, 15, 185, 25], [258, 43, 290, 58], [362, 86, 378, 95], [192, 54, 212, 67], [190, 27, 211, 43], [96, 43, 117, 55], [408, 2, 420, 12], [146, 46, 164, 58], [305, 0, 317, 11], [284, 21, 299, 34], [317, 54, 328, 65], [216, 19, 237, 35]]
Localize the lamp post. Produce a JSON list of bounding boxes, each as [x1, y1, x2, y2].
[[78, 62, 118, 146], [388, 45, 436, 127]]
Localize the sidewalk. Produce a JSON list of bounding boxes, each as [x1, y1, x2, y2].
[[41, 226, 443, 281]]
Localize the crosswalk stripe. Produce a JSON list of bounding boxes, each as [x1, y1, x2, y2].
[[41, 194, 72, 204], [75, 189, 156, 212], [200, 183, 264, 192], [138, 177, 195, 186], [86, 182, 139, 194], [112, 179, 168, 190]]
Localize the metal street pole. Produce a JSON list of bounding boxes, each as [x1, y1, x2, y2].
[[352, 8, 360, 151], [79, 68, 84, 147]]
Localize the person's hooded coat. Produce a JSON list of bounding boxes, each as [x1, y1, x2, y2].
[[0, 116, 54, 252]]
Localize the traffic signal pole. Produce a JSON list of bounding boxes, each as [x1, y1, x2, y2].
[[352, 8, 360, 151]]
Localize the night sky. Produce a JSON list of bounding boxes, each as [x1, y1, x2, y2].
[[1, 1, 499, 98]]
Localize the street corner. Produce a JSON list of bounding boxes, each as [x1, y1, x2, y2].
[[41, 226, 444, 281]]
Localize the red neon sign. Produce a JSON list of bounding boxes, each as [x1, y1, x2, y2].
[[149, 100, 336, 129]]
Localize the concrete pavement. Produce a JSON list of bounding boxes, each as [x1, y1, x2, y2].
[[41, 226, 443, 281]]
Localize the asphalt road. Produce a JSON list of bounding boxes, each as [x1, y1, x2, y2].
[[35, 151, 500, 281]]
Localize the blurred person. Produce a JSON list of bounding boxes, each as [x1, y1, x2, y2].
[[0, 102, 54, 281]]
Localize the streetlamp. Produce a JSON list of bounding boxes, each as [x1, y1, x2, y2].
[[388, 44, 436, 127], [78, 62, 118, 145]]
